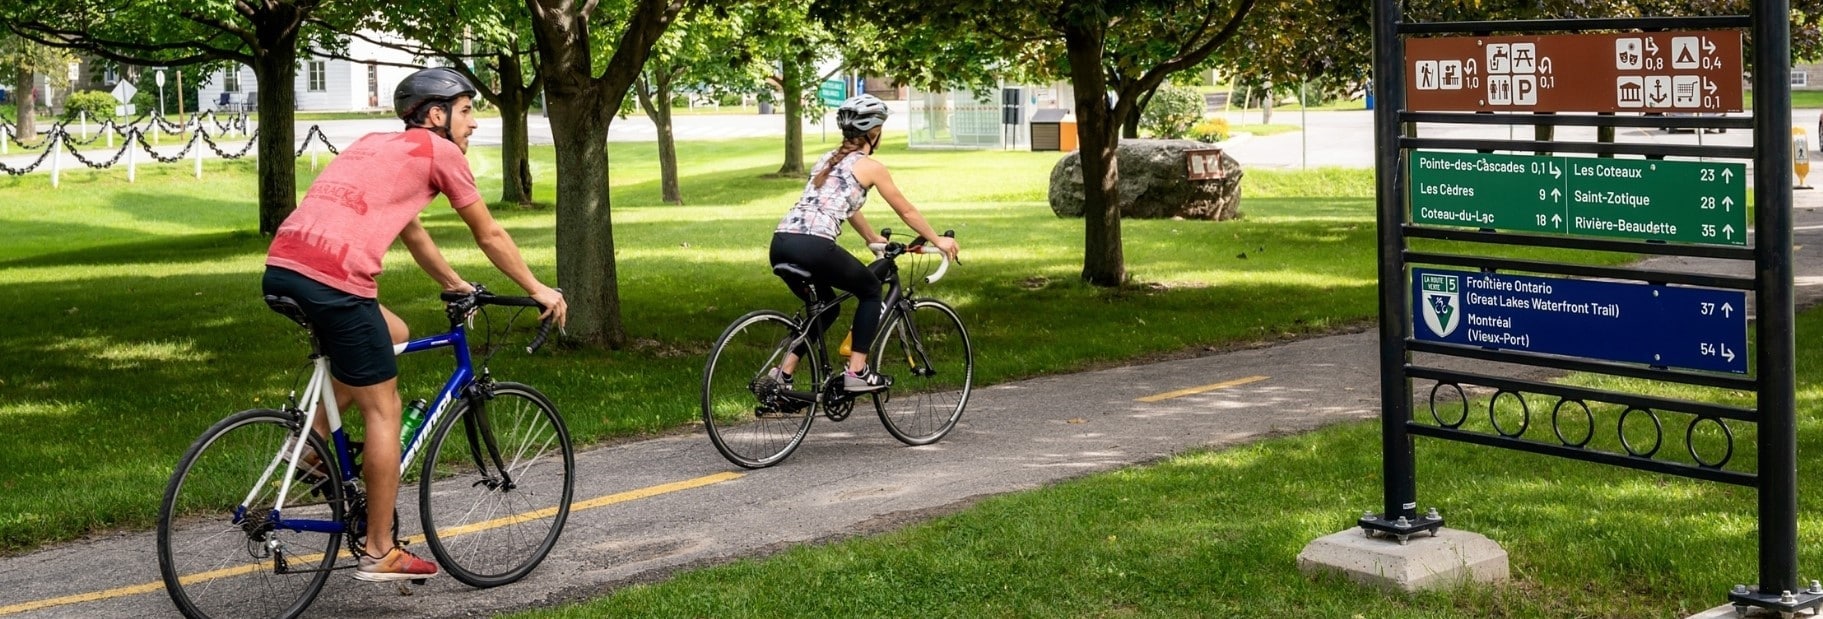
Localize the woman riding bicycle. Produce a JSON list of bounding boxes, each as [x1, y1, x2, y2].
[[767, 94, 960, 394]]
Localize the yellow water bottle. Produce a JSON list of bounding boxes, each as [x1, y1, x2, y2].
[[838, 330, 854, 356]]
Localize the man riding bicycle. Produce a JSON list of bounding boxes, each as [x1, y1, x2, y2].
[[260, 66, 566, 582]]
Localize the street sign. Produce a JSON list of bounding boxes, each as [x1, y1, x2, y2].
[[109, 80, 136, 104], [1409, 151, 1747, 246], [1405, 30, 1744, 113], [818, 80, 846, 107], [1411, 268, 1748, 373]]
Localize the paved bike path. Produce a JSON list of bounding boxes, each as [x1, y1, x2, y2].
[[5, 193, 1823, 618]]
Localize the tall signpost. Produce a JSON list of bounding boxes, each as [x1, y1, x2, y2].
[[1321, 2, 1810, 614]]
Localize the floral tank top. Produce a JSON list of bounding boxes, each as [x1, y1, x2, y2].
[[775, 151, 871, 240]]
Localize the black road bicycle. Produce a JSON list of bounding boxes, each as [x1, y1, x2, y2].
[[702, 231, 973, 468]]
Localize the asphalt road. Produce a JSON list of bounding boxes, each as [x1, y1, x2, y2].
[[3, 111, 1822, 618]]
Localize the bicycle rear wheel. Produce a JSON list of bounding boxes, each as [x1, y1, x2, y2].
[[158, 409, 344, 619], [702, 310, 818, 468], [873, 299, 974, 445], [420, 382, 574, 588]]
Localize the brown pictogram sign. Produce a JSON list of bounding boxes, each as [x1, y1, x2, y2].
[[1405, 30, 1743, 113]]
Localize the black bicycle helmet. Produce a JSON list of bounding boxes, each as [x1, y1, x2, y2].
[[837, 94, 889, 136], [394, 67, 477, 124]]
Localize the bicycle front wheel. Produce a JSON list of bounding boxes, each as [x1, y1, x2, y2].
[[420, 382, 574, 588], [873, 299, 974, 445], [158, 409, 344, 619], [702, 310, 818, 468]]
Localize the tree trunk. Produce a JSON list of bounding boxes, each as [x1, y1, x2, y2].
[[15, 67, 36, 140], [253, 38, 299, 235], [636, 73, 682, 204], [496, 54, 535, 208], [1259, 88, 1274, 124], [777, 56, 805, 176], [1065, 24, 1124, 287], [546, 84, 627, 347], [1121, 85, 1156, 139]]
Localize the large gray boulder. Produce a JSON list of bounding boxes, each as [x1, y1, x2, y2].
[[1048, 139, 1244, 220]]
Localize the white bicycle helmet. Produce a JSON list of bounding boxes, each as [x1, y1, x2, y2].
[[837, 94, 889, 135]]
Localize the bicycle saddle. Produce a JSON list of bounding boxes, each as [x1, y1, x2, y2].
[[263, 295, 311, 329]]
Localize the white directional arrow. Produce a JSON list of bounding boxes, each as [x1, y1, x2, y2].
[[1551, 188, 1562, 202], [1706, 78, 1718, 95], [1722, 196, 1735, 211], [1466, 59, 1478, 74], [1539, 57, 1554, 74], [1550, 162, 1561, 178], [1721, 302, 1735, 318], [1723, 224, 1737, 239], [1704, 37, 1717, 55], [1722, 168, 1736, 183], [1722, 343, 1736, 363], [1551, 213, 1563, 228], [1646, 38, 1660, 55]]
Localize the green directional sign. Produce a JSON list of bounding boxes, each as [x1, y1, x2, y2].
[[818, 80, 847, 107], [1410, 151, 1747, 246]]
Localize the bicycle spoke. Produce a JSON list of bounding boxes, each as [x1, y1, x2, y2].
[[874, 300, 973, 445]]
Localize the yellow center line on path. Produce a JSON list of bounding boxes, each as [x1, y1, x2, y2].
[[0, 471, 744, 617], [1135, 375, 1269, 403]]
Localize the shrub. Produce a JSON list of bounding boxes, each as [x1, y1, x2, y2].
[[1189, 118, 1230, 143], [130, 90, 158, 115], [1140, 84, 1206, 139], [62, 91, 118, 121]]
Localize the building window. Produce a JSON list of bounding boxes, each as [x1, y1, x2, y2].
[[224, 70, 240, 93], [1793, 70, 1810, 88], [103, 67, 118, 84], [308, 61, 326, 92]]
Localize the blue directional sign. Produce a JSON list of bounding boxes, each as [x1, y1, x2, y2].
[[1411, 268, 1748, 373]]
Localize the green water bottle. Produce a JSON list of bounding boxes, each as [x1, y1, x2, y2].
[[401, 399, 428, 449]]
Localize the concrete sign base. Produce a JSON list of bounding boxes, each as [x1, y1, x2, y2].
[[1296, 527, 1509, 592], [1685, 604, 1795, 618]]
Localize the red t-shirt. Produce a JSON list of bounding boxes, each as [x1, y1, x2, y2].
[[266, 129, 481, 298]]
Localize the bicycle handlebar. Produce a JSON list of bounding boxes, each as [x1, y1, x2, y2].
[[867, 229, 955, 285], [440, 284, 560, 354]]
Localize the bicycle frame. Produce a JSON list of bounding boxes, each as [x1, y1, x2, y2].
[[239, 324, 474, 535]]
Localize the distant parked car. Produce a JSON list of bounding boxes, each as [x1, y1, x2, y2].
[[0, 88, 8, 104], [1662, 112, 1727, 134]]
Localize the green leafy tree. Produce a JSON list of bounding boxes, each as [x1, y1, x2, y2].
[[750, 0, 844, 177], [635, 7, 769, 203], [343, 2, 545, 208], [818, 0, 1261, 286], [0, 33, 73, 139], [0, 0, 372, 234], [526, 0, 692, 347]]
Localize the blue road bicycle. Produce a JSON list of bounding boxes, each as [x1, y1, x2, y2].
[[156, 285, 573, 619]]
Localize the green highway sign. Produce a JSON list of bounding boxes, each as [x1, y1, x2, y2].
[[818, 80, 847, 107], [1409, 151, 1746, 246]]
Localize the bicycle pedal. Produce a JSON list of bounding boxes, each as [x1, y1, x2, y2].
[[411, 578, 427, 585]]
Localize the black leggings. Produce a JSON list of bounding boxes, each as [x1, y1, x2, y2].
[[770, 232, 883, 356]]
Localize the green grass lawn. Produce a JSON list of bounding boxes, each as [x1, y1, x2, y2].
[[511, 316, 1823, 619], [0, 135, 1630, 557]]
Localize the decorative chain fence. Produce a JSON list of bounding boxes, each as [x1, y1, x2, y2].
[[0, 118, 343, 184]]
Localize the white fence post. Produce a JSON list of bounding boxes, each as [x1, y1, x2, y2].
[[80, 112, 87, 141], [126, 129, 137, 183], [105, 121, 113, 150], [50, 130, 61, 188], [193, 130, 203, 179], [153, 120, 161, 146], [1, 124, 8, 156], [309, 130, 320, 170]]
